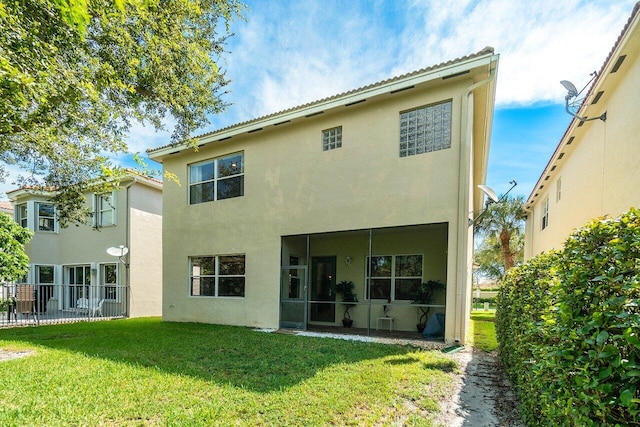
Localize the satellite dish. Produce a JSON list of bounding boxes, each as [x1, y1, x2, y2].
[[477, 185, 499, 203], [560, 80, 578, 98], [107, 245, 129, 257]]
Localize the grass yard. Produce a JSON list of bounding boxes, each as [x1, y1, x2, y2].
[[0, 318, 458, 426], [468, 310, 498, 352]]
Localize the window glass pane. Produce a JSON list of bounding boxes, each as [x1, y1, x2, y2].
[[369, 256, 392, 277], [191, 257, 215, 276], [192, 277, 215, 296], [369, 279, 391, 299], [104, 264, 117, 284], [395, 278, 421, 300], [217, 176, 244, 200], [190, 161, 215, 184], [37, 203, 56, 231], [219, 255, 245, 275], [218, 277, 245, 297], [38, 203, 54, 217], [190, 182, 215, 204], [38, 266, 54, 284], [395, 255, 423, 277], [217, 154, 243, 178], [84, 266, 91, 284]]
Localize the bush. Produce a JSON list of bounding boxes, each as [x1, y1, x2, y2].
[[497, 208, 640, 426]]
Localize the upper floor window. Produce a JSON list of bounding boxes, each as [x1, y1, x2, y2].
[[190, 254, 245, 297], [399, 100, 452, 157], [322, 126, 342, 151], [37, 202, 56, 232], [366, 254, 423, 300], [189, 153, 244, 205], [17, 204, 27, 228], [95, 192, 116, 227], [541, 197, 549, 230]]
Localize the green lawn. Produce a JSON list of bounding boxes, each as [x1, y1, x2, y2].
[[468, 310, 498, 352], [0, 318, 458, 426]]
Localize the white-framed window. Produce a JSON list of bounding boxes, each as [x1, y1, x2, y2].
[[17, 204, 28, 228], [541, 197, 549, 230], [190, 254, 245, 297], [36, 265, 55, 284], [36, 202, 56, 232], [399, 100, 452, 157], [556, 177, 562, 202], [365, 254, 423, 300], [66, 265, 91, 308], [322, 126, 342, 151], [102, 263, 118, 300], [95, 192, 116, 227], [189, 152, 244, 205]]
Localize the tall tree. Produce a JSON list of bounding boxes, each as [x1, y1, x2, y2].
[[0, 212, 32, 282], [474, 195, 526, 277], [0, 0, 245, 224]]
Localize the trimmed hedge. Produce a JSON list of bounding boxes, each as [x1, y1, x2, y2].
[[496, 208, 640, 426]]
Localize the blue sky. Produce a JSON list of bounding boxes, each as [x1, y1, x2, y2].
[[1, 0, 636, 200]]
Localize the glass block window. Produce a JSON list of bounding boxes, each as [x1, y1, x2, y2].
[[399, 100, 452, 157], [322, 126, 342, 151]]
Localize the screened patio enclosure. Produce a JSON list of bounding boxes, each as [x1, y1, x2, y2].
[[280, 223, 448, 337]]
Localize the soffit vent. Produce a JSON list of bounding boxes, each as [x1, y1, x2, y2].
[[567, 137, 575, 145], [611, 55, 626, 73], [591, 91, 604, 104]]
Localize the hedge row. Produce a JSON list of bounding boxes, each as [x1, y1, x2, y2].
[[496, 208, 640, 426]]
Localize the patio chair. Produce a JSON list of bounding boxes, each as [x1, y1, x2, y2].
[[76, 298, 104, 317], [16, 284, 38, 322]]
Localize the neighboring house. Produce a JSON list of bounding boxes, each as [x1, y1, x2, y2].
[[5, 173, 163, 318], [524, 3, 640, 258], [0, 201, 13, 215], [148, 48, 499, 343]]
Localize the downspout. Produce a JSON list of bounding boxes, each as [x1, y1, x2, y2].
[[454, 64, 497, 342]]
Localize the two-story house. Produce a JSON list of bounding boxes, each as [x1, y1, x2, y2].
[[6, 172, 162, 319], [148, 48, 499, 344], [524, 3, 640, 258]]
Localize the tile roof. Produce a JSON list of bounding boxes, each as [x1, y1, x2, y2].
[[147, 47, 495, 155]]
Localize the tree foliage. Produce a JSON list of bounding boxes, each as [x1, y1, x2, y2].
[[0, 212, 32, 282], [497, 208, 640, 426], [474, 194, 526, 278], [0, 0, 245, 224]]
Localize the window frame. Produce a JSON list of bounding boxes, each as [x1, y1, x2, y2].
[[399, 99, 452, 158], [189, 254, 246, 298], [541, 197, 549, 230], [17, 204, 28, 228], [322, 126, 342, 151], [365, 254, 424, 301], [101, 263, 119, 301], [36, 202, 57, 232], [189, 152, 244, 205], [95, 192, 116, 227]]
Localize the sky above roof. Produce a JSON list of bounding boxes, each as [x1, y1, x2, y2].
[[1, 0, 636, 200]]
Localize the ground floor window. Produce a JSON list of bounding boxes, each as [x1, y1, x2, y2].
[[366, 254, 423, 300], [190, 255, 245, 297], [102, 263, 118, 300]]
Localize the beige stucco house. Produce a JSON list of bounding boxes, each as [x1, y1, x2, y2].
[[5, 173, 162, 318], [148, 48, 499, 343], [524, 3, 640, 258]]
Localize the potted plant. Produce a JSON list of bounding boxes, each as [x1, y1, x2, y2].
[[332, 280, 358, 327], [412, 280, 445, 332]]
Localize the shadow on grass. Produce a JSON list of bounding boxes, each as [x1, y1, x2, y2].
[[0, 318, 447, 393]]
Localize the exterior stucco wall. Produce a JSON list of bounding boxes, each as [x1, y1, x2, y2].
[[128, 183, 163, 317], [525, 36, 640, 257], [161, 79, 477, 341]]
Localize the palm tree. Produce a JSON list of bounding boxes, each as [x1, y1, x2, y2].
[[474, 195, 526, 273]]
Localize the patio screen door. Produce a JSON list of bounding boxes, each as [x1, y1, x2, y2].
[[280, 266, 307, 329]]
